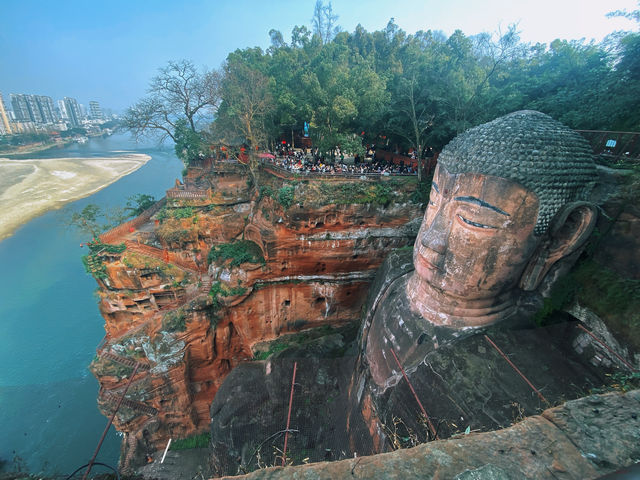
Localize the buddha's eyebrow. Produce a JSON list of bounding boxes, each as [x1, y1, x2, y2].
[[431, 182, 439, 193], [454, 196, 510, 216]]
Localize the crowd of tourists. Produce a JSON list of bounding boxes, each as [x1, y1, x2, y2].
[[263, 148, 418, 176]]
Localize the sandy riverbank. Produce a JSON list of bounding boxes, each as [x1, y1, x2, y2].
[[0, 153, 151, 241]]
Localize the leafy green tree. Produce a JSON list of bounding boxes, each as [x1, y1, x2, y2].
[[68, 204, 129, 239], [125, 194, 156, 216], [174, 119, 205, 166]]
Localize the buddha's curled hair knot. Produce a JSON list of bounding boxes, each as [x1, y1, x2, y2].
[[438, 110, 597, 235]]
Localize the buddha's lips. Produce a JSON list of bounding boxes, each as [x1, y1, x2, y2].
[[416, 254, 441, 272]]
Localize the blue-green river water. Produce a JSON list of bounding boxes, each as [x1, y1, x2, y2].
[[0, 134, 183, 475]]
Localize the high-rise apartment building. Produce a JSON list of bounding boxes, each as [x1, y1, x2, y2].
[[35, 95, 58, 123], [57, 99, 68, 120], [11, 94, 31, 122], [63, 97, 82, 127], [9, 93, 58, 124], [0, 92, 12, 134], [89, 101, 103, 120]]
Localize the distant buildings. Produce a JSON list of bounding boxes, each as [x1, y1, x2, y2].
[[0, 92, 12, 134], [89, 101, 103, 120], [63, 97, 83, 127], [57, 99, 69, 121], [9, 93, 59, 124], [0, 90, 113, 135]]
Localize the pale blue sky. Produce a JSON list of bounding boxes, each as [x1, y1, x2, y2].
[[0, 0, 637, 112]]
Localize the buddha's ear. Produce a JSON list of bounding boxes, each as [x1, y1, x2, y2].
[[520, 202, 598, 291]]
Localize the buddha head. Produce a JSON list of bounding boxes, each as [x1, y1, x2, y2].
[[407, 110, 598, 327]]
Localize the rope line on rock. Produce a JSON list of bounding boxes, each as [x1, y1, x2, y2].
[[389, 347, 438, 440], [483, 335, 549, 405], [81, 362, 141, 480], [576, 323, 637, 372], [282, 361, 298, 466]]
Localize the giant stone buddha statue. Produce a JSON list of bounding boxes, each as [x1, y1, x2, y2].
[[355, 110, 599, 406]]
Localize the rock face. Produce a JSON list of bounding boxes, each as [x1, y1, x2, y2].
[[87, 160, 423, 470], [214, 390, 640, 480], [591, 166, 640, 280], [205, 254, 626, 476]]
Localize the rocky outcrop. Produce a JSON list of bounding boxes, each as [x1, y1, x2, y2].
[[214, 389, 640, 480], [88, 160, 424, 470]]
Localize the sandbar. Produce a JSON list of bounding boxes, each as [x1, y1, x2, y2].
[[0, 154, 151, 241]]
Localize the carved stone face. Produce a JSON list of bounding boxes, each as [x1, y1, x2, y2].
[[408, 163, 540, 326]]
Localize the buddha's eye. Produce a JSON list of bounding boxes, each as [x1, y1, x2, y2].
[[456, 214, 496, 230]]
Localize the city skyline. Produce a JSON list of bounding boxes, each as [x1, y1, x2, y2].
[[0, 88, 110, 134], [2, 90, 110, 119], [0, 0, 638, 113]]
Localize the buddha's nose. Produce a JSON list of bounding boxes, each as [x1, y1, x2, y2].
[[421, 212, 449, 255]]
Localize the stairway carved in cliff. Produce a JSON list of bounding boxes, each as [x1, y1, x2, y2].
[[99, 350, 150, 371], [103, 391, 158, 416]]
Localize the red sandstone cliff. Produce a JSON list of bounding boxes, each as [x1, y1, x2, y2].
[[88, 160, 424, 469]]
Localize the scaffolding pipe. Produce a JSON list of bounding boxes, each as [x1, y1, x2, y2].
[[389, 347, 438, 440], [282, 362, 297, 467], [577, 324, 637, 372], [484, 335, 549, 405], [82, 363, 141, 480]]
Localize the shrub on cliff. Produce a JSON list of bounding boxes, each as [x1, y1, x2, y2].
[[162, 309, 187, 332], [207, 240, 265, 267], [278, 185, 295, 208]]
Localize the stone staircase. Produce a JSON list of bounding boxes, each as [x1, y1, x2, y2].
[[99, 350, 150, 371], [104, 391, 158, 416]]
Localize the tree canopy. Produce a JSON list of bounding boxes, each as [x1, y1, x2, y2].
[[126, 2, 640, 164]]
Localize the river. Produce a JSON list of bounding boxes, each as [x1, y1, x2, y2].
[[0, 134, 183, 476]]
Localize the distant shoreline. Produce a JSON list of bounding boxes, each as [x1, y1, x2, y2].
[[0, 138, 79, 157], [0, 153, 151, 242]]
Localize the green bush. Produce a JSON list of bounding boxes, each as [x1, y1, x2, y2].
[[170, 432, 211, 450], [87, 241, 126, 254], [318, 181, 395, 206], [278, 185, 295, 208], [208, 240, 265, 267], [254, 342, 290, 360], [172, 206, 195, 219], [82, 254, 108, 279], [157, 206, 195, 221], [534, 258, 640, 330], [162, 309, 186, 332], [259, 185, 275, 200]]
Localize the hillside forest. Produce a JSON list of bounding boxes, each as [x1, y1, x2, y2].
[[124, 2, 640, 165]]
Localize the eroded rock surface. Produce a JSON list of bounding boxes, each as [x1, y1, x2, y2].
[[87, 160, 423, 470], [214, 390, 640, 480]]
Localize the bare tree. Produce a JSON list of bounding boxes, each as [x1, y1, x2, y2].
[[123, 59, 221, 142], [311, 0, 341, 44]]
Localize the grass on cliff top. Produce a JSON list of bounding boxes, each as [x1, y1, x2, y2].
[[257, 167, 430, 208], [155, 218, 199, 246], [122, 251, 187, 280], [308, 177, 423, 207]]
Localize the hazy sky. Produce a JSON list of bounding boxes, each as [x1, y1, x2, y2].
[[0, 0, 637, 112]]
